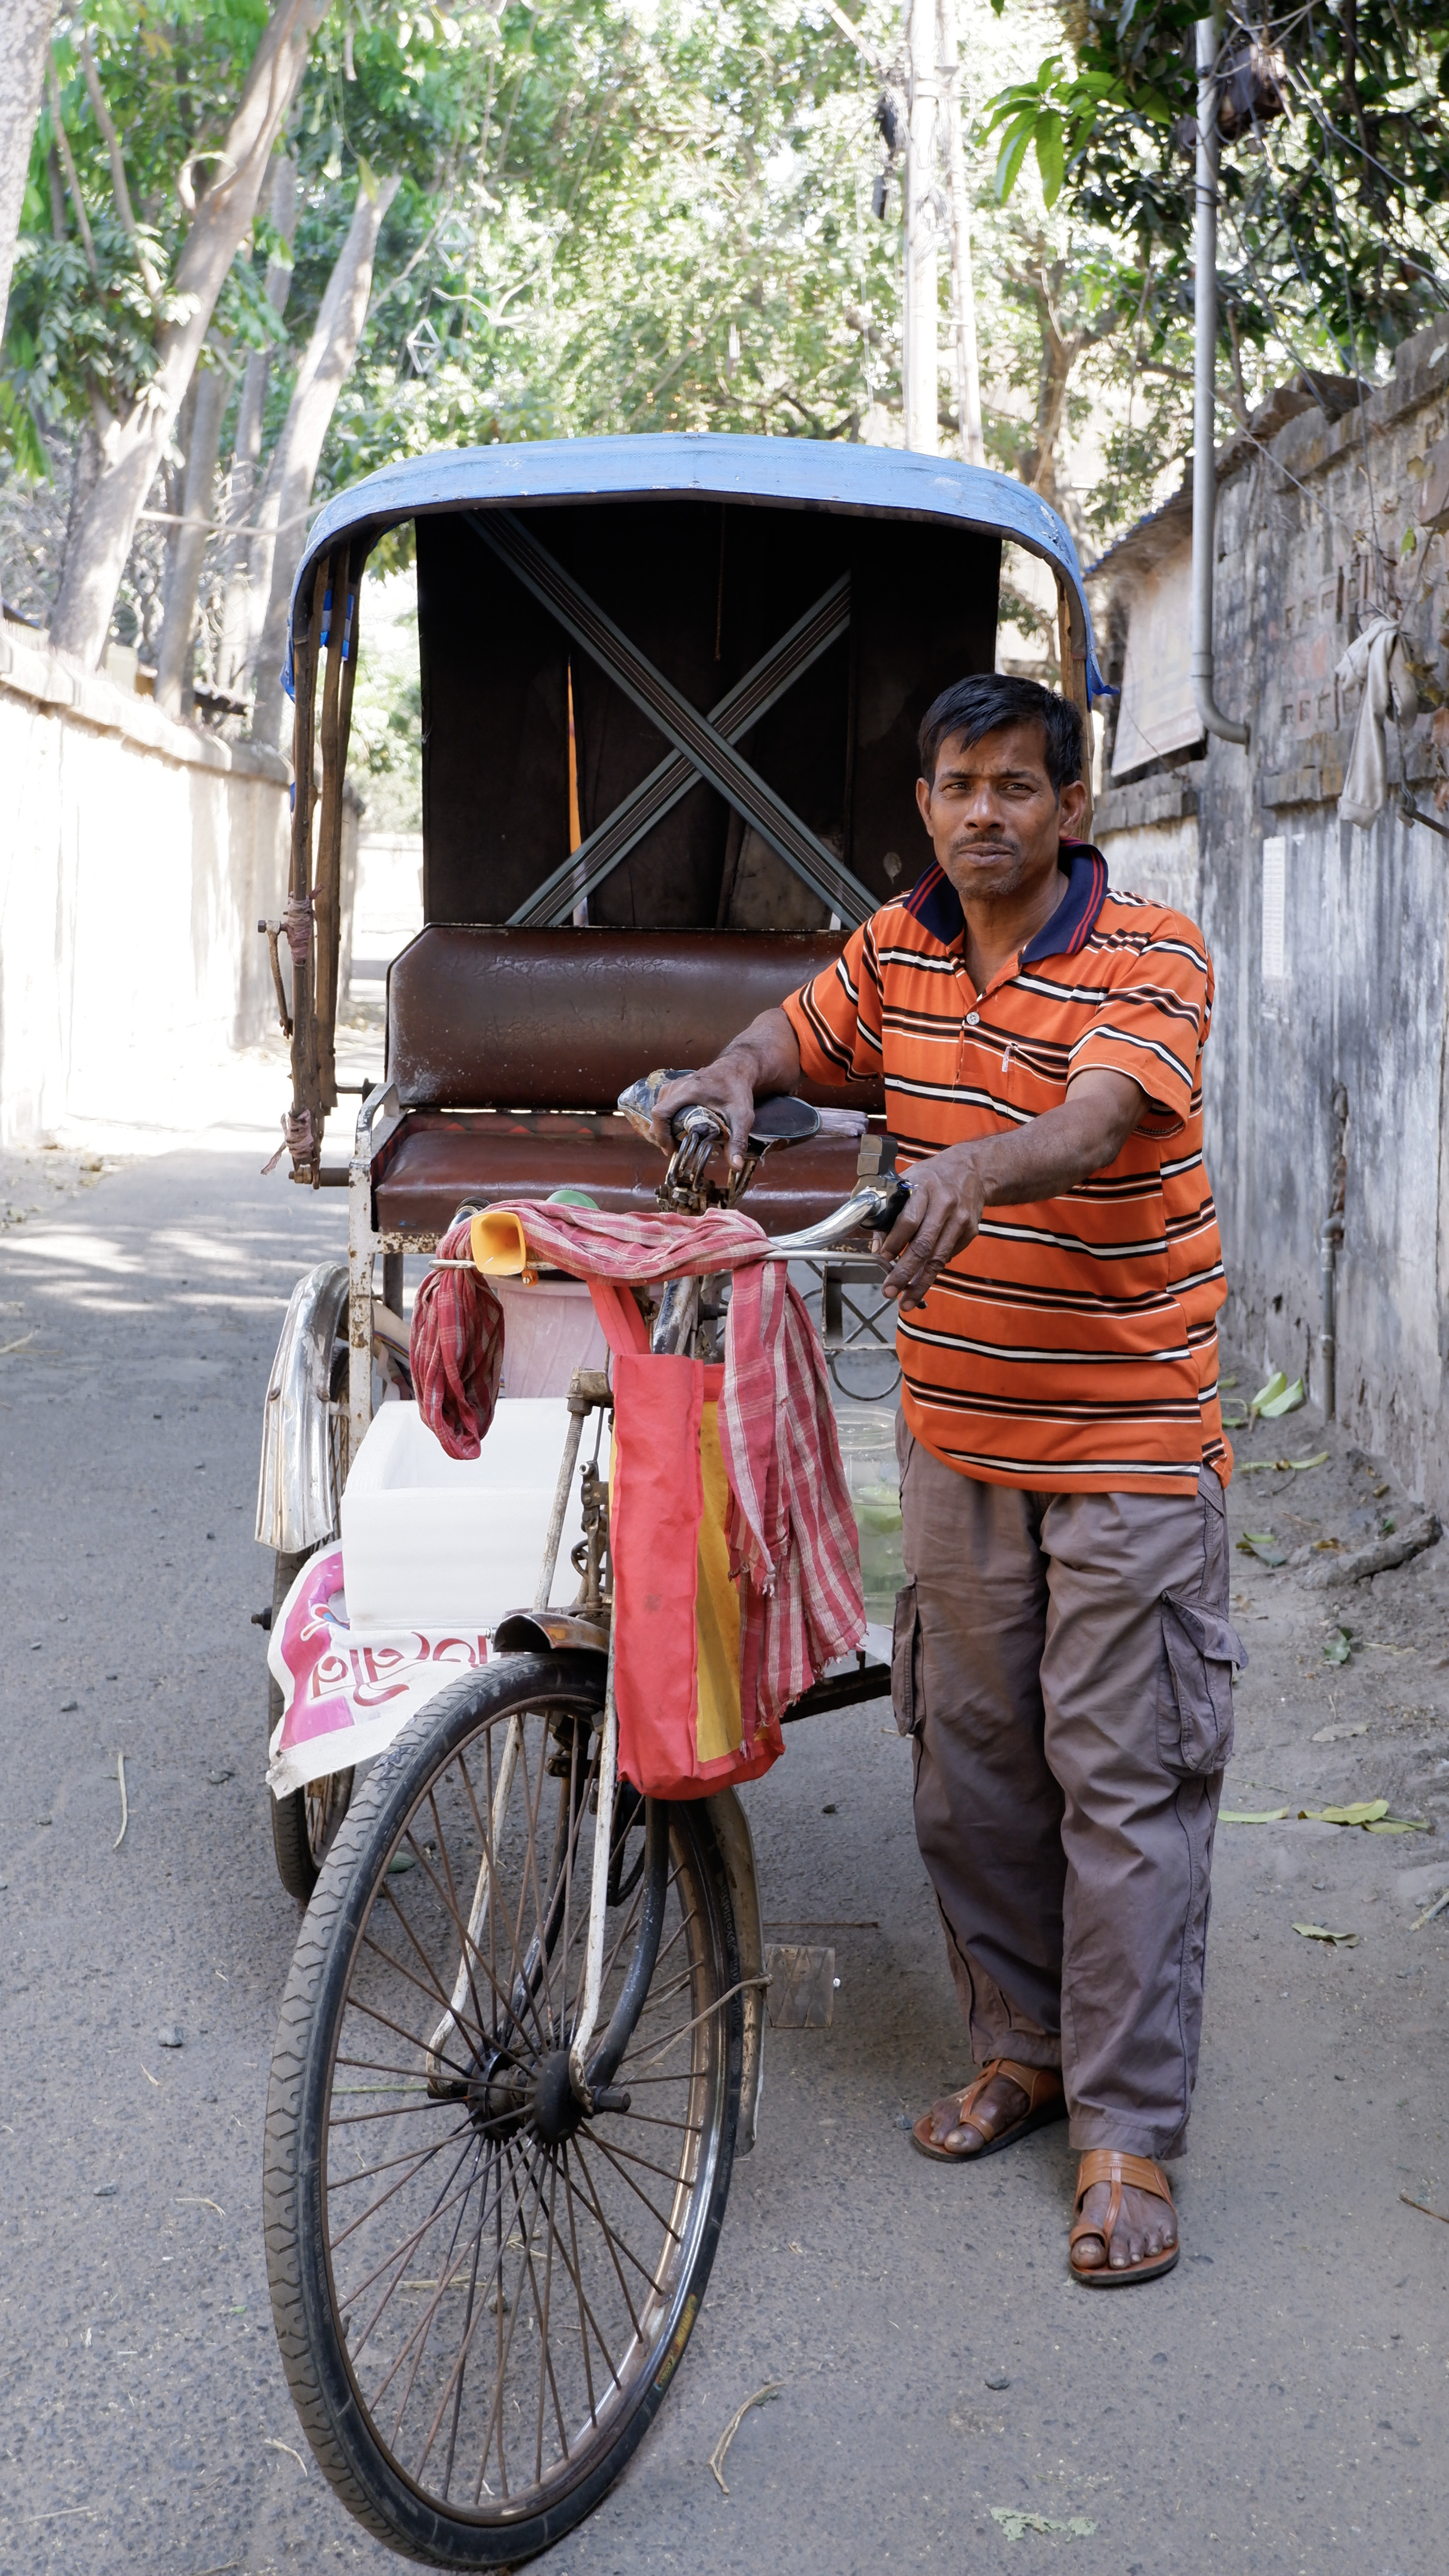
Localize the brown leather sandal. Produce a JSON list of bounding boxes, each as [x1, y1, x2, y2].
[[910, 2058, 1066, 2162], [1069, 2150, 1179, 2286]]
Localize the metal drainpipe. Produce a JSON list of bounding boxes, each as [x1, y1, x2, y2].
[[1319, 1213, 1344, 1421], [1191, 10, 1250, 747]]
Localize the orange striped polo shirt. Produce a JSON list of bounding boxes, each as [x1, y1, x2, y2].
[[782, 844, 1231, 1495]]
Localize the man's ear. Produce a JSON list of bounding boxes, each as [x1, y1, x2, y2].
[[914, 773, 934, 834], [1058, 773, 1090, 839]]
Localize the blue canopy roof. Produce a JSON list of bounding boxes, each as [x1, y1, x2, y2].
[[286, 431, 1107, 702]]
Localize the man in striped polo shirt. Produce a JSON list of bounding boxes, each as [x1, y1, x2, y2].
[[654, 671, 1242, 2288]]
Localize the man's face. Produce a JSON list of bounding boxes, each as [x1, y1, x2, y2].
[[914, 719, 1086, 905]]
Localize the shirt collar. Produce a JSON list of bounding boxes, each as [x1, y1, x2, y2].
[[901, 840, 1109, 964]]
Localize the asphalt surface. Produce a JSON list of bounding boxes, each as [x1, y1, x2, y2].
[[4, 1139, 1449, 2575]]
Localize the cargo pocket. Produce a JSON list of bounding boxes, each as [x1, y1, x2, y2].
[[891, 1580, 924, 1739], [1157, 1595, 1248, 1778]]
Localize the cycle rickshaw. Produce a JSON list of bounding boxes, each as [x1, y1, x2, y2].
[[253, 434, 1102, 2564]]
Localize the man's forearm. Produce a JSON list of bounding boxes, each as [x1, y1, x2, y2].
[[972, 1085, 1141, 1207], [716, 1006, 802, 1099], [650, 1006, 802, 1167]]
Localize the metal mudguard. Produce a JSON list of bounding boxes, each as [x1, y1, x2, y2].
[[706, 1787, 766, 2153], [255, 1261, 349, 1555]]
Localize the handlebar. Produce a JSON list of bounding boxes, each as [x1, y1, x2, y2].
[[617, 1067, 908, 1251]]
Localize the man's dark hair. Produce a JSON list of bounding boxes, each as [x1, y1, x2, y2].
[[917, 673, 1083, 797]]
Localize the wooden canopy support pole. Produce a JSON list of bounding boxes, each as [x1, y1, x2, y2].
[[313, 540, 359, 1116], [287, 554, 324, 1183], [1056, 578, 1094, 841]]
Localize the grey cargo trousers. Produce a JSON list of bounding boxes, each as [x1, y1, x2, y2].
[[893, 1419, 1244, 2160]]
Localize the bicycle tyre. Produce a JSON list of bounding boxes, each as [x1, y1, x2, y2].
[[263, 1651, 742, 2567]]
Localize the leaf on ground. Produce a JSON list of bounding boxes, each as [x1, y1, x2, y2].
[[1364, 1817, 1432, 1833], [1220, 1806, 1291, 1822], [1258, 1376, 1306, 1420], [1239, 1451, 1329, 1477], [1311, 1720, 1368, 1742], [1236, 1532, 1288, 1565], [990, 2507, 1097, 2542], [1249, 1369, 1287, 1414], [1293, 1921, 1359, 1946], [1322, 1628, 1355, 1664], [1299, 1799, 1389, 1825]]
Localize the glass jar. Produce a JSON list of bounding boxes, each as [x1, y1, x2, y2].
[[835, 1410, 903, 1621]]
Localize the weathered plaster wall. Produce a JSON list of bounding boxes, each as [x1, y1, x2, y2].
[[1094, 320, 1449, 1512], [0, 627, 357, 1149]]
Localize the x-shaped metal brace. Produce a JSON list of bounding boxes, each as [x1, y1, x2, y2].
[[468, 509, 875, 928]]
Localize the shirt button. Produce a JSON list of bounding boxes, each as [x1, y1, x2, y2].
[[966, 1011, 980, 1026]]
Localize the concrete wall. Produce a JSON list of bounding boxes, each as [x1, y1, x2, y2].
[[0, 626, 357, 1148], [1092, 320, 1449, 1512]]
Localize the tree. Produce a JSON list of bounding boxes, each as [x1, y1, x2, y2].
[[248, 169, 401, 746], [46, 0, 325, 671], [0, 0, 57, 352], [983, 2, 1449, 384]]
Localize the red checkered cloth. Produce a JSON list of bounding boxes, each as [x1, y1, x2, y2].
[[409, 1215, 505, 1459], [442, 1200, 866, 1730]]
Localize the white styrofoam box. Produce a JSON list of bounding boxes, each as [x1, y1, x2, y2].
[[495, 1276, 609, 1399], [340, 1399, 587, 1632]]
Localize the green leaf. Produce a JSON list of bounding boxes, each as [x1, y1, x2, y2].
[[1259, 1377, 1306, 1420], [1236, 1532, 1288, 1566], [1034, 111, 1065, 208], [1249, 1369, 1287, 1416], [1220, 1806, 1290, 1823], [992, 117, 1036, 204], [1298, 1799, 1389, 1826], [356, 153, 380, 204], [1323, 1628, 1354, 1665], [1293, 1921, 1359, 1945]]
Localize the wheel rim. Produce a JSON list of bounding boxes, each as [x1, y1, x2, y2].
[[319, 1690, 727, 2523]]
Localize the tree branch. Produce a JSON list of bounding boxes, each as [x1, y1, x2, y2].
[[47, 54, 97, 279], [79, 27, 161, 298]]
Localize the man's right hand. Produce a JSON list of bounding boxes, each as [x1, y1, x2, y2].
[[649, 1006, 803, 1174]]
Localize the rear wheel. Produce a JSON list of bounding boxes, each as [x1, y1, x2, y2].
[[264, 1652, 742, 2567], [268, 1545, 355, 1903]]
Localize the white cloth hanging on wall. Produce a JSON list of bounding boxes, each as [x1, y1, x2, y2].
[[1336, 614, 1419, 827]]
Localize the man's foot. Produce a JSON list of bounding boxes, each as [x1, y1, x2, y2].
[[1069, 2150, 1179, 2286], [911, 2058, 1066, 2162]]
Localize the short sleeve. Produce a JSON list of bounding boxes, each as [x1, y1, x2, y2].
[[781, 920, 884, 1087], [1066, 923, 1212, 1132]]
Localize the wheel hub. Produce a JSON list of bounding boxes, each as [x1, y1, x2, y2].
[[466, 2048, 532, 2140], [528, 2048, 589, 2146]]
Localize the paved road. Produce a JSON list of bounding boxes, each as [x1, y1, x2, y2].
[[3, 1143, 1449, 2575]]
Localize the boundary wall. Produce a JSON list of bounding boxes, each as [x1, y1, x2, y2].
[[1091, 319, 1449, 1512], [0, 627, 355, 1148]]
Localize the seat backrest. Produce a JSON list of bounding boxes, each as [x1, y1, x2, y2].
[[386, 926, 883, 1113]]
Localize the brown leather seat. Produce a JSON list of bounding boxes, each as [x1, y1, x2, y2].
[[373, 1112, 867, 1238], [374, 926, 883, 1239]]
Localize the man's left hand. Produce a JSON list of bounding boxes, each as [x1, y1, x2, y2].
[[873, 1146, 991, 1310]]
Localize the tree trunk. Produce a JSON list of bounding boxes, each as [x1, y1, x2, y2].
[[248, 173, 401, 750], [936, 0, 984, 466], [46, 0, 325, 673], [0, 0, 58, 343], [902, 0, 940, 454], [217, 150, 298, 697], [154, 359, 230, 716]]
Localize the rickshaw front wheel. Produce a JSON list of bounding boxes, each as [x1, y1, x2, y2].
[[264, 1650, 742, 2567]]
